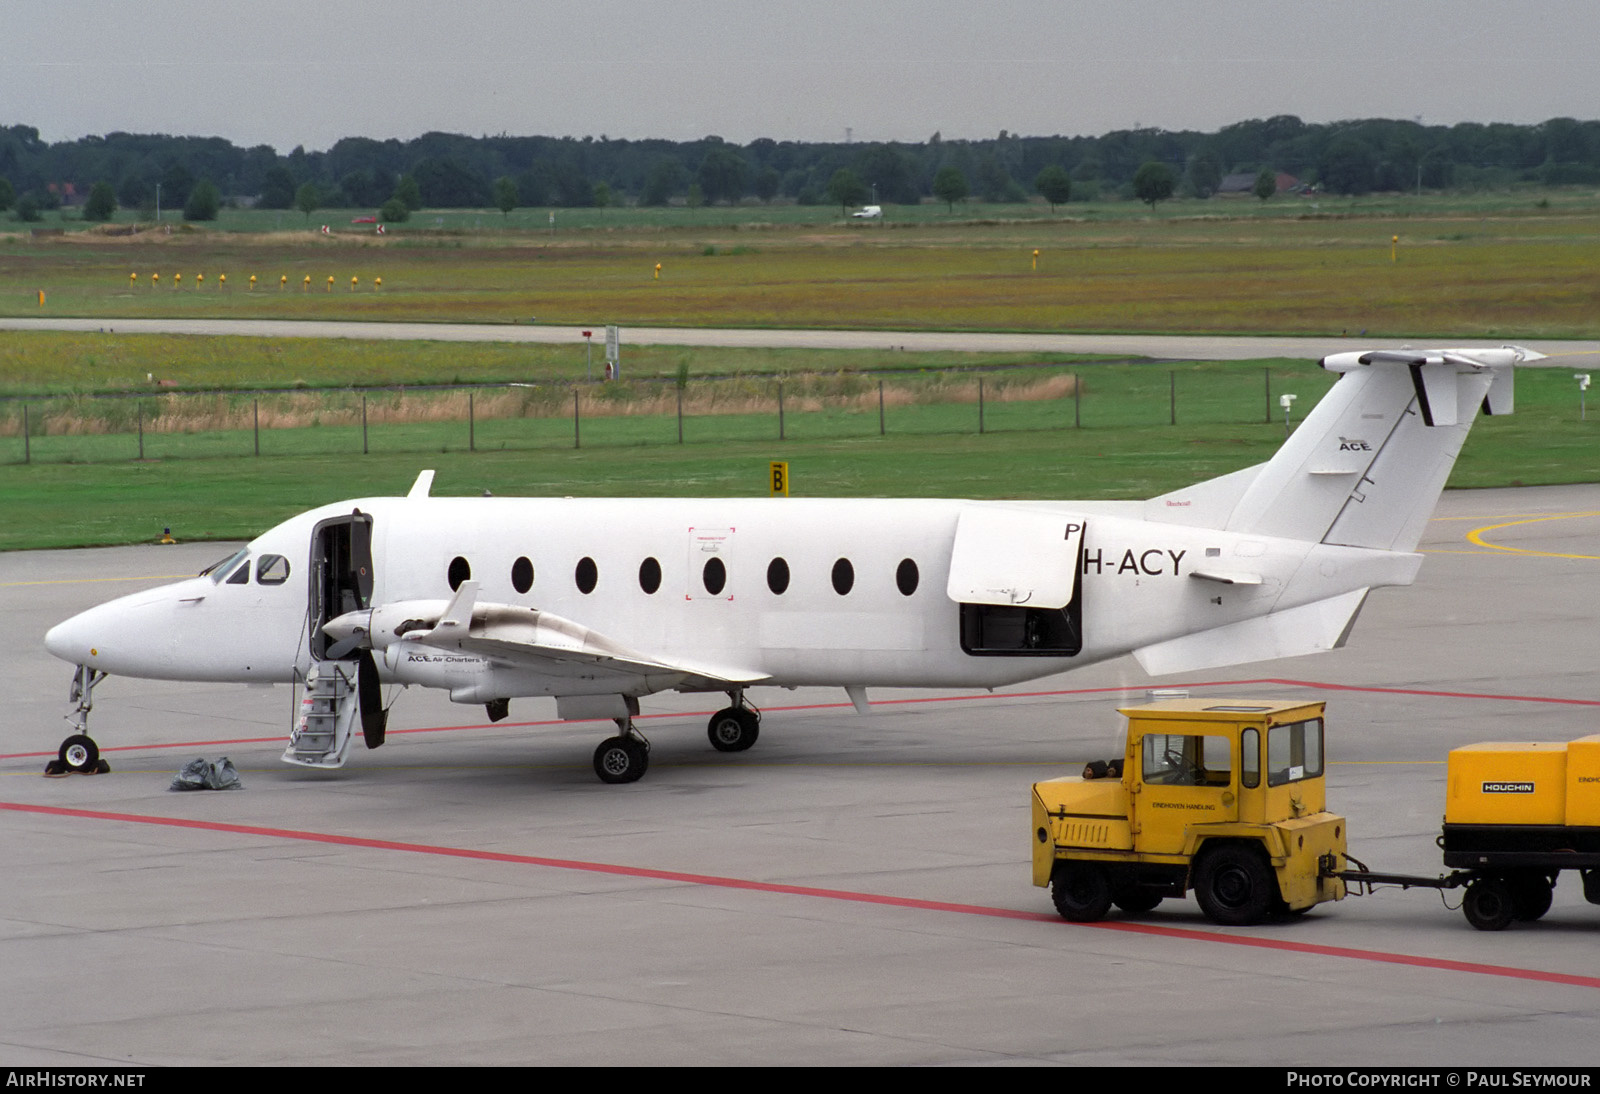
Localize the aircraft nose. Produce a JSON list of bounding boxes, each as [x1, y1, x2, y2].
[[42, 585, 180, 675], [44, 612, 93, 664]]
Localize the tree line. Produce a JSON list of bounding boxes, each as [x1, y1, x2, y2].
[[2, 114, 1598, 220]]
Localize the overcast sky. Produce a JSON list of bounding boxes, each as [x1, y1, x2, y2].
[[6, 1, 1597, 151]]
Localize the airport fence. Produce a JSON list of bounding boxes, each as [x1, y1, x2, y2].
[[0, 363, 1333, 466]]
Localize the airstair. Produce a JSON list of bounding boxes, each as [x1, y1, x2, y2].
[[282, 661, 358, 769]]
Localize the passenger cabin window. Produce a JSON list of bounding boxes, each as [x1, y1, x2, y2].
[[1141, 733, 1233, 788], [639, 557, 662, 595], [703, 557, 727, 596], [511, 557, 534, 594], [448, 556, 471, 591], [831, 558, 854, 595], [766, 558, 790, 595], [1267, 719, 1324, 787], [256, 555, 291, 585], [896, 558, 919, 596], [575, 556, 598, 594]]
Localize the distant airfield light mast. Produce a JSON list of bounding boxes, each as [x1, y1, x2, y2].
[[1577, 373, 1591, 420], [1279, 392, 1298, 437]]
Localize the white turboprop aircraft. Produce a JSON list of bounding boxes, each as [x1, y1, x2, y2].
[[44, 346, 1537, 782]]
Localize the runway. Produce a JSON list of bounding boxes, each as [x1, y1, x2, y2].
[[3, 315, 1599, 364], [2, 484, 1598, 1065]]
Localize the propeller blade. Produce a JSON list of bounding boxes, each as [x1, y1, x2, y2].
[[357, 649, 387, 749], [324, 633, 366, 659]]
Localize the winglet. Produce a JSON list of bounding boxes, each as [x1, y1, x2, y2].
[[407, 470, 436, 499]]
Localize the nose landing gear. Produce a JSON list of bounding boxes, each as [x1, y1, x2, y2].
[[45, 666, 111, 775]]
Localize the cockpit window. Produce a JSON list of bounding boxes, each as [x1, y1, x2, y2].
[[225, 562, 250, 585], [256, 555, 291, 585], [203, 547, 249, 584]]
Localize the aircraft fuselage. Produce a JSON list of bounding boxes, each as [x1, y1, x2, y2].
[[45, 493, 1413, 701]]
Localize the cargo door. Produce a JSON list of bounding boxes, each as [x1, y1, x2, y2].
[[947, 505, 1084, 656]]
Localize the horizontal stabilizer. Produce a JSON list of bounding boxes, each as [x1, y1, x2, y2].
[[1131, 588, 1368, 676], [1148, 346, 1540, 549]]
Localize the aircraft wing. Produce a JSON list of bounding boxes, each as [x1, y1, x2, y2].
[[369, 583, 769, 691]]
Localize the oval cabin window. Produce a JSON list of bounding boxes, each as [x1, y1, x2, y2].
[[896, 558, 919, 596], [831, 558, 854, 595], [511, 556, 534, 594], [767, 558, 790, 595], [703, 557, 727, 596], [575, 557, 598, 594], [638, 557, 662, 595]]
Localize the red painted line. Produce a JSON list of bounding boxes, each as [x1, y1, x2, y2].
[[6, 676, 1593, 762], [3, 798, 1597, 993]]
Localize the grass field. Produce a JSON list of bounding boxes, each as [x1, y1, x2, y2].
[[2, 191, 1596, 550], [0, 329, 1101, 397], [6, 190, 1600, 337], [1, 360, 1592, 551]]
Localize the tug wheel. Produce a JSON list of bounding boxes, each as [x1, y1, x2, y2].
[[1194, 845, 1277, 926], [1050, 862, 1113, 922]]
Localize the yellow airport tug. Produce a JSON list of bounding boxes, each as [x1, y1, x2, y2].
[[1032, 699, 1347, 926], [1033, 699, 1600, 930]]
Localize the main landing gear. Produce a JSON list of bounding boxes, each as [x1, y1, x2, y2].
[[707, 694, 761, 753], [45, 665, 110, 776], [590, 692, 763, 785], [593, 718, 651, 785]]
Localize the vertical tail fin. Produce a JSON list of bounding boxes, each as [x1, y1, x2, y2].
[[1149, 347, 1540, 551]]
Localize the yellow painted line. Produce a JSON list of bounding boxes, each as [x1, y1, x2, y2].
[[1465, 511, 1600, 561], [0, 574, 192, 588], [1432, 510, 1600, 523]]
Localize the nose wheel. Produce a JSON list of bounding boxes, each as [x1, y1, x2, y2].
[[45, 666, 110, 775], [52, 734, 106, 775]]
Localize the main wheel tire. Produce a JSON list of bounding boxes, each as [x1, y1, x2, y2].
[[1510, 873, 1554, 922], [1050, 862, 1114, 922], [1194, 845, 1277, 926], [1112, 889, 1164, 915], [59, 734, 100, 774], [707, 707, 759, 753], [593, 736, 649, 784], [1464, 876, 1516, 931]]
